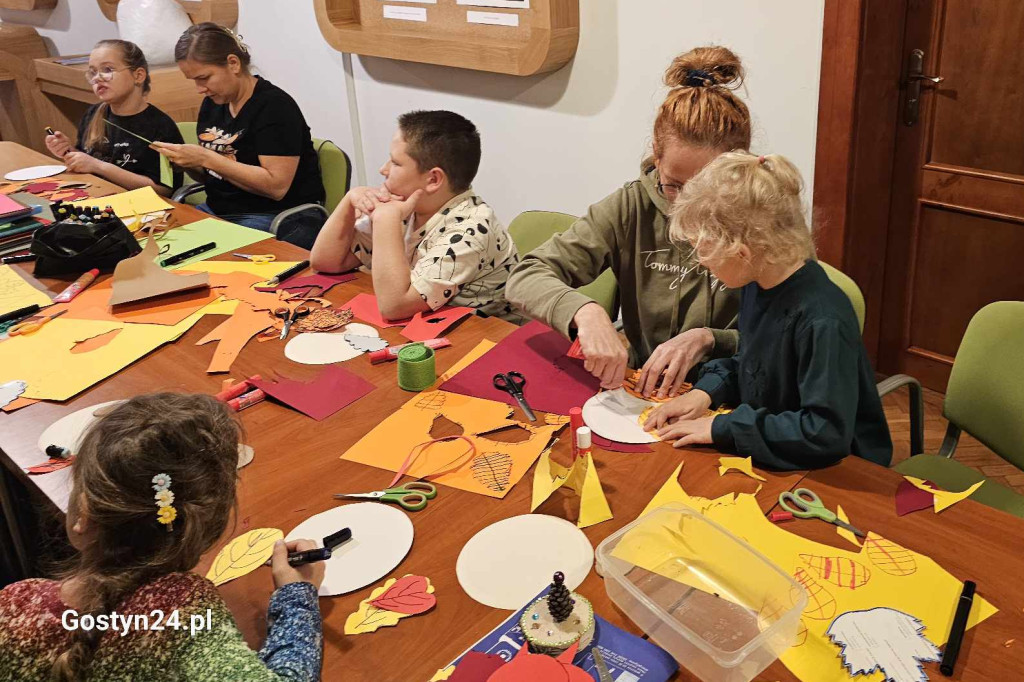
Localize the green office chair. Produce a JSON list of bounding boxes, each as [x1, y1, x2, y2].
[[893, 301, 1024, 517], [507, 210, 619, 319], [819, 261, 865, 333], [173, 122, 205, 206]]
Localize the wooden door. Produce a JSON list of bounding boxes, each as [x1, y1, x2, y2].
[[879, 0, 1024, 391]]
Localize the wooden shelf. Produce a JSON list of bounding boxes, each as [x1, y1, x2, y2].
[[0, 0, 57, 9], [314, 0, 579, 76], [96, 0, 237, 26]]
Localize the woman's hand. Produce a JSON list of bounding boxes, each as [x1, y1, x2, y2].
[[637, 328, 714, 399], [643, 389, 712, 431], [270, 539, 325, 591], [573, 302, 628, 389], [45, 130, 72, 159], [149, 142, 212, 170]]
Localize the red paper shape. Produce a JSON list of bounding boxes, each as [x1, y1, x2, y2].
[[341, 293, 412, 328], [439, 321, 602, 416], [592, 434, 653, 453], [255, 272, 357, 295], [249, 365, 375, 421], [369, 574, 437, 615], [895, 479, 938, 516], [401, 306, 474, 342], [23, 181, 60, 195], [449, 652, 506, 682], [566, 338, 585, 359], [27, 456, 76, 475], [486, 643, 586, 682]]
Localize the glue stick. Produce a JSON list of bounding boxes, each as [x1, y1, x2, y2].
[[53, 269, 99, 303], [575, 426, 592, 461], [569, 407, 584, 460]]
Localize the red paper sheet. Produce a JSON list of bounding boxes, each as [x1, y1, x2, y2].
[[592, 434, 653, 453], [249, 365, 375, 421], [895, 478, 937, 516], [341, 293, 412, 328], [254, 272, 357, 295], [449, 652, 506, 682], [439, 321, 601, 416], [401, 306, 474, 342]]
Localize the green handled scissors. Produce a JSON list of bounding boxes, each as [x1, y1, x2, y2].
[[778, 488, 866, 537], [334, 481, 437, 512]]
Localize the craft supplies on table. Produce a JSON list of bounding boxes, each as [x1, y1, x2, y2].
[[778, 488, 866, 537], [397, 342, 436, 391], [334, 481, 438, 512]]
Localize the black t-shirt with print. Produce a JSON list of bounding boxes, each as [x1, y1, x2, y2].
[[76, 103, 184, 189], [196, 77, 324, 216]]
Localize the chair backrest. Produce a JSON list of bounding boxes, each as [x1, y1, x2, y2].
[[819, 261, 866, 333], [507, 210, 618, 319], [944, 301, 1024, 470], [177, 121, 198, 146], [313, 138, 352, 214]]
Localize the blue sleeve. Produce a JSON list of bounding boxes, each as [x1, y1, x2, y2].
[[258, 582, 323, 680], [693, 354, 742, 407], [709, 318, 859, 471]]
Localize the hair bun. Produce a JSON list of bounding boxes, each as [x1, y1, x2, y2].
[[665, 45, 745, 90]]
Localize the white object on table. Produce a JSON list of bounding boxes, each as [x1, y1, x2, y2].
[[582, 388, 659, 444], [284, 323, 379, 365], [456, 514, 594, 609], [285, 502, 414, 597], [4, 165, 67, 182], [37, 400, 124, 454]]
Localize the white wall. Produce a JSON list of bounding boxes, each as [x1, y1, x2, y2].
[[0, 0, 117, 55]]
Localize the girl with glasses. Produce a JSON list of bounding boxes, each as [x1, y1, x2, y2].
[[44, 40, 184, 195]]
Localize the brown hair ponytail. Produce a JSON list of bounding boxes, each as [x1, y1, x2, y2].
[[50, 393, 240, 681], [82, 40, 152, 155], [174, 22, 252, 69], [653, 45, 752, 157]]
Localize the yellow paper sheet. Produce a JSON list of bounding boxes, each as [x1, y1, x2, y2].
[[72, 186, 172, 218], [341, 341, 563, 498], [718, 455, 767, 481], [835, 504, 862, 548], [0, 312, 205, 401], [0, 264, 52, 315], [531, 451, 613, 528], [905, 476, 985, 513], [614, 487, 998, 682], [181, 259, 301, 282]]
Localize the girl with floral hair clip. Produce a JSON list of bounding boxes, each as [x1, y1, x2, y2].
[[0, 393, 325, 681]]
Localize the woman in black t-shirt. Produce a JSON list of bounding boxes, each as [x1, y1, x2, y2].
[[44, 40, 184, 195], [153, 23, 324, 235]]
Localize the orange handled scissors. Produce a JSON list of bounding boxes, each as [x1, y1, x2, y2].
[[9, 309, 67, 336]]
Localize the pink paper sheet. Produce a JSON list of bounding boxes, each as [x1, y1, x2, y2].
[[249, 365, 375, 421], [401, 306, 474, 342], [439, 320, 601, 416]]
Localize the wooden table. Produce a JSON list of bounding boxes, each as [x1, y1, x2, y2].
[[1, 140, 1021, 681]]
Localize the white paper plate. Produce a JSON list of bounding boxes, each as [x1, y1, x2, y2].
[[285, 502, 413, 597], [284, 323, 379, 365], [37, 400, 124, 454], [582, 389, 659, 444], [5, 165, 66, 181], [236, 444, 254, 469], [456, 514, 594, 609]]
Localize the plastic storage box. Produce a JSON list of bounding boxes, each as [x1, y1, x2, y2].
[[595, 504, 806, 682]]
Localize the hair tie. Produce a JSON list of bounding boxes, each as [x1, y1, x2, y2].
[[219, 26, 250, 55], [685, 69, 714, 87], [152, 473, 177, 532], [758, 155, 767, 165]]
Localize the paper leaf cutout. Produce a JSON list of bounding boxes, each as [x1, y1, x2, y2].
[[369, 574, 437, 615], [827, 608, 940, 682], [0, 380, 27, 408], [895, 479, 936, 516], [345, 575, 436, 634], [205, 528, 283, 586], [904, 476, 984, 513], [863, 534, 918, 576], [345, 333, 388, 353], [717, 456, 767, 481], [799, 554, 871, 590], [793, 567, 837, 620], [27, 455, 75, 475], [835, 504, 863, 548], [109, 237, 209, 306]]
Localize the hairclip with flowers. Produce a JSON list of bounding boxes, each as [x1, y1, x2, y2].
[[152, 473, 176, 532]]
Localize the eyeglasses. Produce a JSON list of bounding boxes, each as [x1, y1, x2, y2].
[[656, 181, 684, 200], [84, 66, 129, 84]]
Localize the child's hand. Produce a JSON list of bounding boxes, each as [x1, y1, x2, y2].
[[63, 151, 100, 174], [657, 416, 716, 448], [45, 130, 72, 158], [271, 539, 325, 591], [346, 185, 394, 217], [373, 189, 424, 223], [643, 389, 711, 431]]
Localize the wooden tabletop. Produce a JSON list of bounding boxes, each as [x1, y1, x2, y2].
[[1, 142, 1021, 681]]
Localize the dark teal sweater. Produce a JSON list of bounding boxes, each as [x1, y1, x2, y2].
[[694, 261, 892, 470]]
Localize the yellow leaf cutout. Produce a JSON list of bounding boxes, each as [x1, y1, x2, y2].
[[718, 456, 767, 482], [344, 575, 436, 635], [904, 476, 985, 513], [205, 528, 282, 586]]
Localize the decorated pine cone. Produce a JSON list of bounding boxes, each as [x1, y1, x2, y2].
[[547, 571, 573, 623]]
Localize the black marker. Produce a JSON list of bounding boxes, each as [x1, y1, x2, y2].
[[0, 304, 40, 324], [940, 580, 975, 676], [268, 260, 310, 285], [160, 242, 216, 267], [2, 253, 36, 264], [284, 528, 352, 566]]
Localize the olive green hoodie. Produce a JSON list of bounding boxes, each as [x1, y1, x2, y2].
[[506, 163, 740, 369]]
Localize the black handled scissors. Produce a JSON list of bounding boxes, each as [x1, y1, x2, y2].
[[274, 304, 311, 340], [492, 371, 536, 422]]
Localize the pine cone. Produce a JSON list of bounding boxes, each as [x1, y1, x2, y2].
[[547, 571, 574, 623]]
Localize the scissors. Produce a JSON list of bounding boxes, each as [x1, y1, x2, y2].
[[333, 481, 437, 512], [9, 309, 67, 336], [274, 304, 311, 340], [492, 371, 537, 422], [233, 252, 276, 263], [778, 488, 866, 537]]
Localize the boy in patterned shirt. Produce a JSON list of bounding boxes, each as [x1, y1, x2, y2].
[[311, 110, 521, 322]]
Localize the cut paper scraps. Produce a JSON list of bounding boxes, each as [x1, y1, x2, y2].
[[341, 341, 562, 498], [27, 455, 75, 475], [401, 306, 474, 342], [284, 323, 380, 365], [827, 608, 940, 682], [903, 476, 985, 513], [109, 236, 209, 306], [615, 471, 997, 682], [835, 504, 862, 548], [205, 528, 283, 586], [895, 478, 938, 517], [255, 271, 357, 296], [0, 264, 52, 315], [622, 368, 692, 403], [0, 380, 26, 409], [440, 320, 601, 416], [718, 455, 767, 482], [344, 574, 436, 635], [581, 389, 658, 444], [250, 365, 375, 421], [345, 333, 388, 353], [71, 186, 172, 218], [531, 448, 612, 529], [196, 303, 273, 373]]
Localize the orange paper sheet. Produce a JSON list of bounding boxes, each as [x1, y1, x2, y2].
[[51, 274, 221, 326], [195, 302, 273, 373]]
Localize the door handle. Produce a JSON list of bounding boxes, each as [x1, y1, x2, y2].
[[904, 49, 943, 126], [909, 74, 944, 83]]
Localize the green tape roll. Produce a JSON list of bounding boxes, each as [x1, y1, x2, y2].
[[397, 343, 436, 392]]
